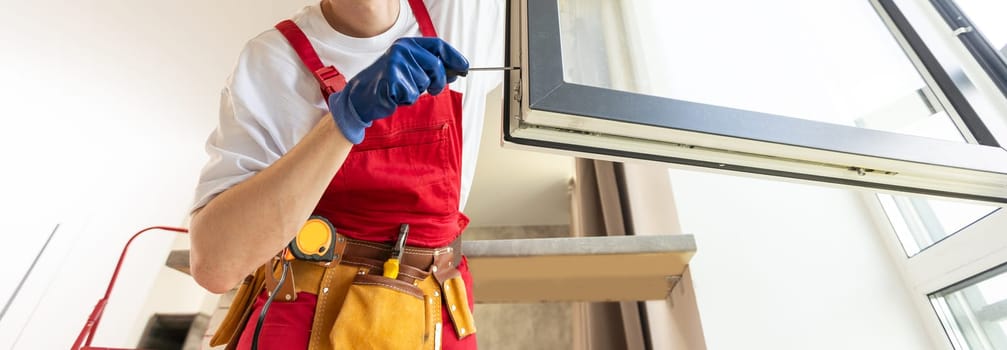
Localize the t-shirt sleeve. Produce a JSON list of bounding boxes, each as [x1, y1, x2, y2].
[[191, 32, 321, 212]]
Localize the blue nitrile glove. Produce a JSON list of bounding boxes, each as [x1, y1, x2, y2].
[[328, 37, 470, 144]]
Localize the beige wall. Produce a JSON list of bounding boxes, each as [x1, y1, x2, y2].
[[620, 163, 706, 350], [464, 87, 575, 228]]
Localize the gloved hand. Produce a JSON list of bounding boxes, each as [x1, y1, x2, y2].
[[328, 37, 469, 144]]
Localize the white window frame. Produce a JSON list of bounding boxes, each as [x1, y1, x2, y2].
[[861, 0, 1007, 348], [865, 194, 1007, 349], [502, 0, 1007, 204]]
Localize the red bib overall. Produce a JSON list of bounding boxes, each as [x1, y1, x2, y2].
[[233, 1, 475, 348]]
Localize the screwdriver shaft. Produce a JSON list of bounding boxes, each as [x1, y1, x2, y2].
[[467, 66, 519, 71]]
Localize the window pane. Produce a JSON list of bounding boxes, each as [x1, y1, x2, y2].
[[877, 193, 998, 256], [557, 0, 971, 143], [932, 265, 1007, 350]]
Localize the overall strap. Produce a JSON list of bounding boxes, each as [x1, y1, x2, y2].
[[274, 0, 438, 98], [406, 0, 439, 38], [276, 20, 324, 72], [275, 19, 347, 98]]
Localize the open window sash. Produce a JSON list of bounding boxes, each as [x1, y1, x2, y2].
[[501, 0, 1007, 204]]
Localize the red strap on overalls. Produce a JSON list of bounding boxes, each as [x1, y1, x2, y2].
[[275, 20, 347, 98], [275, 2, 439, 98], [407, 0, 439, 38]]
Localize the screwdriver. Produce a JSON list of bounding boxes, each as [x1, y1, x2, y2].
[[467, 66, 519, 72], [448, 66, 519, 79]]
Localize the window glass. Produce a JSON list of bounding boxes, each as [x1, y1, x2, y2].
[[877, 194, 998, 256], [557, 0, 971, 143], [932, 265, 1007, 349]]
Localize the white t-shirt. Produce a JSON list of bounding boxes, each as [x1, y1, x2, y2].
[[192, 0, 504, 212]]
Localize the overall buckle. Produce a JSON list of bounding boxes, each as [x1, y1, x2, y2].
[[314, 66, 347, 97]]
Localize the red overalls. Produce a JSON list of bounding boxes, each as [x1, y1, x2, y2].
[[233, 1, 475, 348]]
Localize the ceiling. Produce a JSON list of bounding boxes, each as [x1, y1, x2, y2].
[[463, 87, 576, 228]]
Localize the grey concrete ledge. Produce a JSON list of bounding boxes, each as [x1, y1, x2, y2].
[[462, 235, 696, 258]]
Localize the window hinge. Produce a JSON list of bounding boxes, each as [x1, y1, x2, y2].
[[511, 77, 522, 104]]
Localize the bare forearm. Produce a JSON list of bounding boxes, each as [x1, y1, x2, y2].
[[190, 115, 352, 293]]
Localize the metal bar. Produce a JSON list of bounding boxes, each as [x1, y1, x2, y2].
[[467, 66, 519, 71], [1, 224, 59, 322]]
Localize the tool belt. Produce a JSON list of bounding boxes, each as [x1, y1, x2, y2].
[[209, 233, 475, 350]]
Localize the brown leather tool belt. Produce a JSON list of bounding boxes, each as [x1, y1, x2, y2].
[[266, 234, 463, 299], [210, 235, 474, 350]]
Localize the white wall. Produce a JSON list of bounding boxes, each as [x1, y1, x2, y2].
[[0, 1, 312, 348], [668, 169, 933, 350]]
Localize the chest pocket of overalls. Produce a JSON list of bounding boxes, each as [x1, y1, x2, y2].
[[332, 93, 458, 217]]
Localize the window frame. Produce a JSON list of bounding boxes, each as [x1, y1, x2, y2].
[[502, 0, 1007, 204], [865, 194, 1007, 350], [930, 262, 1007, 349], [928, 0, 1007, 100], [862, 1, 1007, 348]]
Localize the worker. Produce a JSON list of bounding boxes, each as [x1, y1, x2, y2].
[[187, 0, 503, 349]]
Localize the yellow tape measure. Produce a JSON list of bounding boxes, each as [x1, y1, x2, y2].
[[287, 216, 337, 262]]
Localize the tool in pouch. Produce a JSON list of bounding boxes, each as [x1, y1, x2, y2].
[[383, 224, 410, 279]]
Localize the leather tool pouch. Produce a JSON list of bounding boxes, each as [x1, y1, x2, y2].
[[209, 265, 266, 349], [330, 264, 438, 349], [263, 258, 298, 302], [434, 256, 477, 339], [441, 275, 476, 338]]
